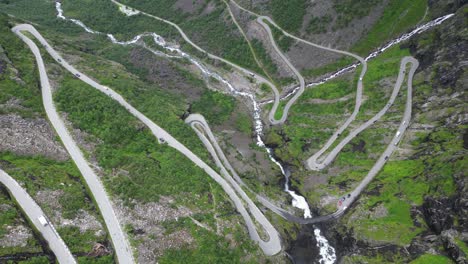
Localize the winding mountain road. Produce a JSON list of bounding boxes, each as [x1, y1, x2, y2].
[[110, 0, 279, 103], [110, 0, 364, 126], [0, 169, 76, 264], [13, 24, 135, 264], [229, 0, 367, 126], [186, 57, 419, 223], [338, 57, 419, 212], [6, 1, 452, 259], [112, 0, 422, 222], [307, 57, 418, 170], [14, 24, 281, 256]]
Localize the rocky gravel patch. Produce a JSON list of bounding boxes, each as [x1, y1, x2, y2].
[[0, 114, 68, 161], [35, 189, 105, 235], [0, 225, 33, 248], [113, 197, 197, 263]]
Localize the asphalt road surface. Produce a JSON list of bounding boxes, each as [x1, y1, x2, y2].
[[110, 0, 421, 224], [307, 57, 419, 170], [14, 24, 281, 256], [186, 114, 282, 253], [111, 0, 280, 105], [13, 24, 135, 264], [230, 0, 367, 126], [0, 169, 76, 264], [112, 0, 361, 126], [13, 4, 420, 256], [338, 57, 419, 212], [185, 56, 418, 223]]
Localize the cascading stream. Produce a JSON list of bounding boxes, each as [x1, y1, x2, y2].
[[261, 13, 454, 105], [54, 3, 452, 263]]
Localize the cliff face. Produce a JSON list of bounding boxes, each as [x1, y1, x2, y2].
[[330, 4, 468, 263]]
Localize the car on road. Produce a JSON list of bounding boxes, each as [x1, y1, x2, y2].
[[384, 156, 389, 160], [57, 58, 61, 62], [75, 73, 80, 78], [38, 216, 48, 226]]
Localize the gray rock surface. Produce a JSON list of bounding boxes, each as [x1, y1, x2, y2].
[[0, 114, 68, 161]]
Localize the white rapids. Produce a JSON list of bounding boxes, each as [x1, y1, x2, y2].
[[262, 13, 455, 105], [54, 3, 452, 263]]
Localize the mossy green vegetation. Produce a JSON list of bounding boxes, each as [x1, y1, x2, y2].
[[270, 0, 307, 33], [410, 254, 454, 264], [91, 0, 261, 74], [342, 254, 406, 264], [352, 180, 424, 245], [235, 113, 253, 134], [157, 184, 261, 264], [265, 20, 295, 52], [304, 80, 355, 100], [455, 238, 468, 256], [57, 226, 106, 253], [301, 56, 354, 79], [191, 90, 236, 125], [0, 153, 94, 219], [0, 186, 43, 256], [272, 101, 286, 121], [44, 38, 213, 164], [332, 0, 380, 29], [0, 189, 17, 238], [250, 39, 279, 78], [0, 13, 42, 118], [352, 0, 428, 55], [0, 14, 111, 261], [0, 0, 83, 36], [77, 255, 115, 264], [61, 0, 180, 40], [5, 256, 52, 264], [306, 15, 332, 34], [271, 76, 356, 164], [54, 75, 211, 202], [50, 59, 264, 261], [159, 222, 258, 264]]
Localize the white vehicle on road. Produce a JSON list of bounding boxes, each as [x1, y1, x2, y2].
[[38, 216, 48, 226]]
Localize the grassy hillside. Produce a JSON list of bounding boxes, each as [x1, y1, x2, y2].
[[273, 5, 467, 262], [0, 13, 113, 263], [352, 0, 428, 55]]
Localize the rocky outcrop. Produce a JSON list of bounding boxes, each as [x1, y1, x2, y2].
[[454, 172, 468, 230], [0, 114, 69, 161], [422, 197, 454, 234], [442, 230, 468, 264], [331, 3, 468, 263]]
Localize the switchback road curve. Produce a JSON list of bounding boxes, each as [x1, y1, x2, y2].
[[307, 57, 419, 170], [14, 24, 281, 256], [186, 57, 419, 223]]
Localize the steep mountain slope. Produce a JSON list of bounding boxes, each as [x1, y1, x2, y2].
[[0, 0, 466, 263], [0, 13, 114, 263], [284, 4, 467, 263]]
